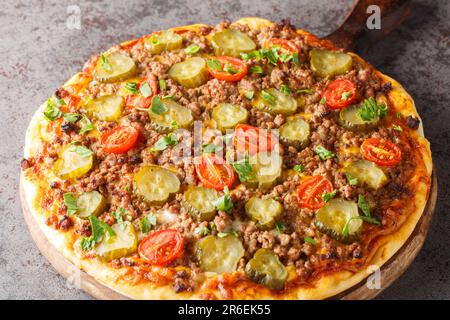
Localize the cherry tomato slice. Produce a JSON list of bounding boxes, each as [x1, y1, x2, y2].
[[125, 78, 158, 109], [101, 125, 139, 154], [297, 176, 333, 210], [233, 124, 277, 156], [207, 56, 248, 82], [138, 229, 184, 266], [195, 154, 235, 191], [267, 38, 299, 54], [322, 79, 357, 110], [360, 138, 402, 167]]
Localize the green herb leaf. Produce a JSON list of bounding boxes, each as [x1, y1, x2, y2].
[[113, 207, 127, 230], [244, 91, 254, 99], [100, 53, 112, 72], [279, 53, 293, 63], [158, 79, 167, 91], [345, 172, 359, 186], [79, 115, 94, 135], [217, 229, 239, 238], [139, 82, 152, 98], [151, 95, 166, 115], [240, 50, 261, 61], [223, 64, 239, 74], [63, 193, 78, 216], [207, 59, 222, 71], [321, 189, 337, 202], [292, 52, 300, 66], [139, 213, 157, 234], [213, 187, 233, 213], [249, 65, 263, 74], [392, 124, 403, 132], [63, 113, 80, 123], [296, 88, 314, 95], [357, 195, 371, 217], [315, 145, 334, 161], [260, 90, 276, 105], [275, 221, 286, 233], [69, 144, 93, 158], [81, 215, 116, 251], [293, 164, 304, 172], [341, 91, 351, 101], [43, 98, 63, 121], [232, 154, 255, 182], [264, 48, 279, 65], [202, 143, 221, 154], [124, 82, 139, 95], [150, 134, 179, 152], [304, 237, 316, 245], [320, 97, 326, 105], [280, 84, 291, 95], [342, 215, 380, 237], [357, 97, 388, 121], [184, 44, 200, 55], [194, 226, 210, 237]]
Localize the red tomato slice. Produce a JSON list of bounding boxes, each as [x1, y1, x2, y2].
[[207, 56, 248, 82], [101, 125, 139, 154], [195, 154, 235, 191], [360, 138, 402, 166], [297, 176, 333, 210], [125, 78, 158, 109], [267, 38, 299, 54], [233, 124, 277, 156], [138, 230, 184, 266], [322, 79, 357, 110]]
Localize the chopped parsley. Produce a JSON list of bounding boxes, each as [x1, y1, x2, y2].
[[249, 65, 263, 74], [342, 195, 380, 237], [357, 97, 388, 121], [151, 95, 166, 115], [213, 187, 233, 213], [275, 221, 286, 233], [124, 82, 139, 95], [184, 44, 200, 55], [296, 88, 314, 95], [80, 216, 116, 251], [315, 145, 334, 161], [341, 91, 352, 100], [63, 113, 80, 123], [260, 90, 276, 105], [69, 144, 93, 158], [357, 195, 371, 217], [304, 237, 317, 245], [43, 97, 65, 121], [293, 164, 304, 172], [232, 154, 255, 182], [244, 91, 254, 99], [150, 134, 179, 152], [100, 53, 112, 72], [207, 59, 222, 71], [223, 64, 239, 74], [79, 115, 94, 135], [280, 84, 291, 95], [202, 143, 221, 154], [63, 193, 78, 216], [158, 79, 167, 91], [217, 229, 239, 238], [392, 124, 403, 132], [321, 189, 337, 202], [139, 213, 157, 234], [112, 207, 127, 230], [345, 172, 359, 186], [320, 97, 326, 105], [194, 226, 211, 237], [139, 82, 152, 98]]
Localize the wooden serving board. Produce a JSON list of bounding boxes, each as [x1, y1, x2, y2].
[[20, 172, 437, 300]]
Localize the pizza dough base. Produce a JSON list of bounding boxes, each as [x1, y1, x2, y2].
[[21, 17, 432, 300]]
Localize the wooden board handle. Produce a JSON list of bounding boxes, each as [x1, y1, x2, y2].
[[324, 0, 411, 52]]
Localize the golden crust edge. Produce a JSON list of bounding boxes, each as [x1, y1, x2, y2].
[[21, 17, 432, 300]]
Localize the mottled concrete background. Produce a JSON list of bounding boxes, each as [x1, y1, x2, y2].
[[0, 0, 448, 299]]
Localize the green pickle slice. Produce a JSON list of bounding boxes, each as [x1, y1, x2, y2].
[[54, 144, 94, 180], [134, 165, 181, 205], [94, 52, 137, 83], [95, 222, 137, 261], [212, 103, 249, 132], [183, 186, 219, 222], [252, 88, 298, 115], [196, 235, 245, 273], [244, 152, 283, 190], [77, 191, 107, 218], [344, 160, 388, 190], [144, 30, 183, 54], [210, 29, 256, 57], [245, 248, 288, 290], [245, 197, 283, 229], [315, 198, 362, 244], [168, 57, 209, 88], [279, 118, 310, 149], [310, 49, 353, 78], [85, 95, 124, 122], [149, 98, 194, 133], [339, 104, 380, 131]]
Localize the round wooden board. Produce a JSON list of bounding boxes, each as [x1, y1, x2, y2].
[[19, 171, 437, 300]]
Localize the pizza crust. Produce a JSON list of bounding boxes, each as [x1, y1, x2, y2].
[[21, 17, 432, 300]]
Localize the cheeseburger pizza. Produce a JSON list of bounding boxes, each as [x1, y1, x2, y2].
[[20, 17, 432, 299]]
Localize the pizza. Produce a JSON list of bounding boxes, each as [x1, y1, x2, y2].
[[20, 17, 432, 299]]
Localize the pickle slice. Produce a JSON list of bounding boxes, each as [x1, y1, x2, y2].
[[211, 29, 256, 57], [279, 118, 310, 149], [245, 197, 283, 229], [252, 88, 298, 115], [54, 144, 94, 180], [344, 160, 388, 190], [95, 222, 137, 261], [77, 191, 107, 218], [339, 104, 379, 131], [315, 198, 362, 244], [149, 98, 194, 133], [310, 49, 353, 78], [212, 103, 249, 132], [168, 57, 209, 88], [183, 186, 219, 222], [245, 248, 288, 291], [134, 165, 181, 205], [245, 152, 283, 190], [196, 235, 244, 273], [86, 95, 124, 122], [94, 52, 137, 83], [144, 30, 183, 54]]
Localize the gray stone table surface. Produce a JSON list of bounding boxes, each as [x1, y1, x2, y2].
[[0, 0, 448, 299]]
